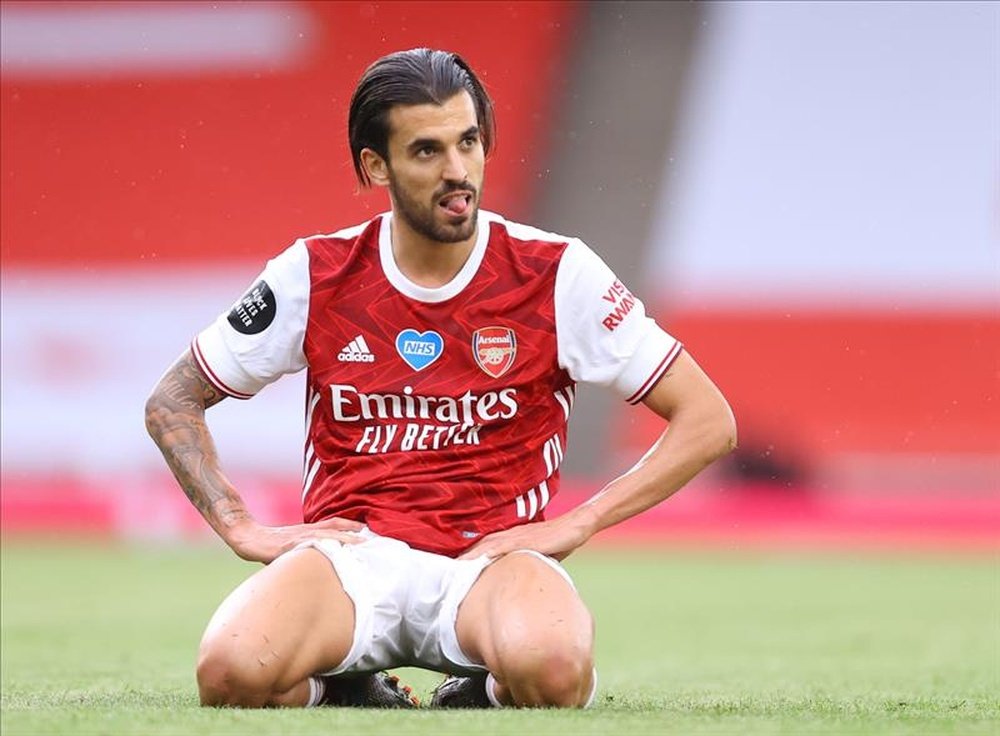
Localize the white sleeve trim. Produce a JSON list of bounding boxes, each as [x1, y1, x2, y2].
[[191, 335, 255, 399], [554, 238, 681, 401], [193, 240, 310, 398], [623, 340, 684, 404]]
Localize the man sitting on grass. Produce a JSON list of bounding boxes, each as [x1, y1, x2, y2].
[[145, 47, 736, 709]]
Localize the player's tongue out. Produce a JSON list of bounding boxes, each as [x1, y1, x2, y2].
[[441, 193, 470, 216]]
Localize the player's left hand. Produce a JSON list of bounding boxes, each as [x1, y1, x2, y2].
[[457, 510, 596, 561]]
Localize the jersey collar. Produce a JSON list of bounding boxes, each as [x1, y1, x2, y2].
[[378, 210, 495, 303]]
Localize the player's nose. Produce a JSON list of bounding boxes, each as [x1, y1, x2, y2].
[[442, 148, 468, 183]]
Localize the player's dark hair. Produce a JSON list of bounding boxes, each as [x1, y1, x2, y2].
[[348, 48, 495, 187]]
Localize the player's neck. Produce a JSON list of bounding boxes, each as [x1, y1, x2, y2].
[[389, 215, 477, 289]]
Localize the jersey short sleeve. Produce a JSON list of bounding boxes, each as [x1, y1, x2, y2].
[[554, 239, 682, 404], [192, 240, 310, 399]]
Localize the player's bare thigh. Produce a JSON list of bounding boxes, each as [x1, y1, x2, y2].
[[197, 546, 355, 706], [455, 552, 594, 706]]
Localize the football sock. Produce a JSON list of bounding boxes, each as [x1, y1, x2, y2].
[[485, 672, 504, 708], [584, 668, 598, 708], [306, 676, 326, 707]]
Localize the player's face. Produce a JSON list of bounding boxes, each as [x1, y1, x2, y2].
[[382, 91, 485, 244]]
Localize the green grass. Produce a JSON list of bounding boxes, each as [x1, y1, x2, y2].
[[2, 541, 998, 735]]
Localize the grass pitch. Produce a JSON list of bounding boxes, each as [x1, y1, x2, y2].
[[1, 541, 997, 735]]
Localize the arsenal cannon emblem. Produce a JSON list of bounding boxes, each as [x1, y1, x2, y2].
[[472, 326, 517, 378]]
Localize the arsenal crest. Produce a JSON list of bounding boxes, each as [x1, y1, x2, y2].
[[472, 327, 517, 378]]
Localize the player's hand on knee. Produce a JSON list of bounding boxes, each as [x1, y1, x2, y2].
[[225, 517, 364, 564]]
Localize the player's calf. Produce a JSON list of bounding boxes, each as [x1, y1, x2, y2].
[[197, 650, 418, 709], [196, 633, 319, 707], [432, 661, 597, 709]]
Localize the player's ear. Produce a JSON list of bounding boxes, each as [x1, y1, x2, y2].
[[360, 148, 390, 188]]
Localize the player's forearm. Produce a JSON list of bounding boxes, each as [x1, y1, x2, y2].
[[575, 399, 737, 537], [144, 351, 255, 546]]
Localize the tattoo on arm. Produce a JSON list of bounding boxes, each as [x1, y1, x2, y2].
[[145, 350, 252, 534]]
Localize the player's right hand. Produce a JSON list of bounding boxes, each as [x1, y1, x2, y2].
[[225, 517, 365, 564]]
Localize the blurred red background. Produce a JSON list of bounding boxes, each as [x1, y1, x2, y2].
[[2, 1, 996, 548], [1, 1, 575, 266]]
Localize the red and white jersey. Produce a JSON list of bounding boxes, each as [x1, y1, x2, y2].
[[194, 210, 682, 556]]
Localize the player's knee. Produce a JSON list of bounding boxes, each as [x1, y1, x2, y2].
[[497, 632, 594, 707], [527, 651, 592, 707], [196, 642, 273, 708]]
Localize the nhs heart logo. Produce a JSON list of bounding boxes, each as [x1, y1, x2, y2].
[[395, 329, 444, 371]]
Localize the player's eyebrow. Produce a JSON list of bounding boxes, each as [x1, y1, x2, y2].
[[406, 137, 441, 154], [406, 126, 480, 155]]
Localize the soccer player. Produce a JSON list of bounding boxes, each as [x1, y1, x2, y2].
[[145, 48, 736, 709]]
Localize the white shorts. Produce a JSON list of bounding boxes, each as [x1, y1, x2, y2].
[[294, 529, 574, 676]]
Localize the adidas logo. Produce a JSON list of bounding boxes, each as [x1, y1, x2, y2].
[[337, 335, 376, 363]]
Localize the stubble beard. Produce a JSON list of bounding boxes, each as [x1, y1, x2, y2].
[[389, 177, 480, 244]]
